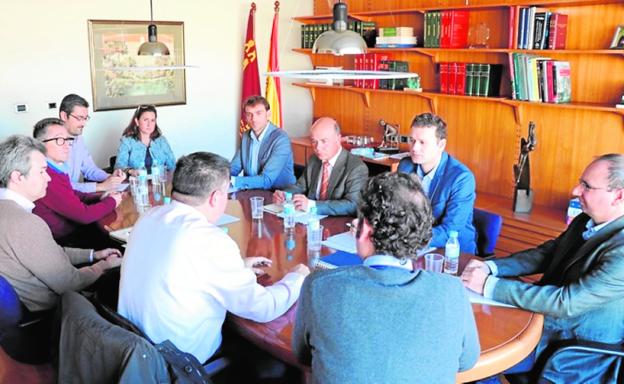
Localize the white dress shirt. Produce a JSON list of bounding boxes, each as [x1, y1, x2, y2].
[[0, 188, 35, 212], [118, 200, 305, 363], [315, 147, 343, 200]]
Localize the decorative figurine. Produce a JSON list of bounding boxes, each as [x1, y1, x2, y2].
[[377, 119, 400, 154], [513, 122, 537, 213]]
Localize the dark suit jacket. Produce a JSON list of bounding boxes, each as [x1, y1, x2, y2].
[[491, 213, 624, 381], [287, 149, 368, 216]]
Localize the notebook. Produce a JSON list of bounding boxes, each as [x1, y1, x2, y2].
[[312, 251, 362, 270]]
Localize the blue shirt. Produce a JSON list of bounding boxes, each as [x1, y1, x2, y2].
[[363, 255, 413, 271], [416, 160, 441, 197], [249, 124, 270, 176]]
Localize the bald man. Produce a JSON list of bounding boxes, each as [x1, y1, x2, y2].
[[274, 117, 368, 216]]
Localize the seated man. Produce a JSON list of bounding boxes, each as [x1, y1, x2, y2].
[[0, 135, 121, 311], [118, 152, 310, 364], [398, 113, 477, 253], [230, 95, 296, 190], [59, 94, 125, 192], [462, 154, 624, 382], [31, 118, 122, 248], [273, 117, 368, 216], [293, 172, 480, 383]]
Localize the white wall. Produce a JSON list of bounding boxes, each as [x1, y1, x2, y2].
[[0, 1, 313, 167]]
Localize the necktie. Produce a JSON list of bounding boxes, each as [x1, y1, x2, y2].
[[319, 161, 330, 200]]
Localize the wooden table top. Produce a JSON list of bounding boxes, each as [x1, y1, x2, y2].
[[106, 189, 543, 383]]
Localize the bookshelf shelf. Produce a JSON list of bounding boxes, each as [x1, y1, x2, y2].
[[294, 48, 624, 58], [294, 0, 619, 24]]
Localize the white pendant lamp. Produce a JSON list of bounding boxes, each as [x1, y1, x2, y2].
[[137, 0, 170, 56], [312, 1, 367, 56]]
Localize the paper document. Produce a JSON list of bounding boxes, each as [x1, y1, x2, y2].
[[115, 183, 129, 192], [110, 227, 133, 243], [217, 214, 239, 226], [263, 203, 283, 215], [466, 289, 517, 308], [264, 204, 327, 224], [389, 152, 410, 160], [322, 231, 357, 253]]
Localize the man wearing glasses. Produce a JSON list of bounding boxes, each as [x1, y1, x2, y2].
[[462, 154, 624, 382], [32, 118, 122, 249], [59, 94, 125, 193]]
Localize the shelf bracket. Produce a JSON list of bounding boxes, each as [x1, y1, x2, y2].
[[499, 100, 522, 125], [307, 87, 316, 103], [361, 90, 371, 108]]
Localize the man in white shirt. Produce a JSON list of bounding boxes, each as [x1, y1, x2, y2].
[[273, 117, 368, 216], [118, 151, 310, 364]]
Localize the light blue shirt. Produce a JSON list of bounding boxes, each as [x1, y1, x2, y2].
[[67, 135, 109, 193], [416, 160, 441, 197], [249, 123, 270, 176], [363, 255, 413, 271]]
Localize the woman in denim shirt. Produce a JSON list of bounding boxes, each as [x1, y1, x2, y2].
[[115, 105, 176, 174]]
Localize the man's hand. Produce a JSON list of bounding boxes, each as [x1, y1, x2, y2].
[[460, 259, 491, 295], [244, 256, 273, 275], [292, 194, 309, 211], [106, 191, 123, 207], [273, 190, 286, 204], [94, 248, 122, 261], [289, 264, 310, 277], [96, 174, 124, 192]]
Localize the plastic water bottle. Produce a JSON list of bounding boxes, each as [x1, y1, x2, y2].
[[136, 165, 150, 212], [151, 161, 164, 204], [151, 160, 160, 180], [307, 205, 322, 251], [444, 230, 460, 275], [283, 202, 295, 230]]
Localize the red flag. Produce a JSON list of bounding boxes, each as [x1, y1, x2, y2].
[[265, 1, 282, 128], [240, 3, 261, 135]]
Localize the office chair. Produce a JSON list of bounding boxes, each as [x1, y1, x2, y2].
[[473, 208, 503, 257], [0, 276, 22, 333]]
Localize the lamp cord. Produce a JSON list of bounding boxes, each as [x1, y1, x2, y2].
[[149, 0, 154, 22]]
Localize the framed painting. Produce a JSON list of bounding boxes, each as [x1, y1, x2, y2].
[[88, 20, 186, 111]]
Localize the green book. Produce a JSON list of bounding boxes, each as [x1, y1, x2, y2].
[[425, 13, 432, 47], [471, 64, 483, 96], [478, 64, 491, 97], [465, 63, 474, 96], [434, 11, 441, 48]]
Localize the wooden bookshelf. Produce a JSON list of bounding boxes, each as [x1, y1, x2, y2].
[[292, 0, 624, 251]]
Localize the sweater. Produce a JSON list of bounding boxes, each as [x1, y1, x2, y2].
[[293, 266, 480, 384], [0, 200, 105, 311], [33, 165, 116, 241]]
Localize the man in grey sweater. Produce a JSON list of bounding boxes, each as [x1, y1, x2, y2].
[[293, 172, 480, 384], [0, 135, 121, 312]]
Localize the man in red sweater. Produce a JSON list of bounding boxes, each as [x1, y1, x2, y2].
[[32, 118, 123, 249]]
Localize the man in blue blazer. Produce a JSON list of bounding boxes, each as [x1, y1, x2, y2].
[[398, 113, 477, 253], [230, 96, 295, 190], [462, 154, 624, 382], [273, 117, 368, 216]]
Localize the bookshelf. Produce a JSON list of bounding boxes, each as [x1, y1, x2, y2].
[[293, 0, 624, 253]]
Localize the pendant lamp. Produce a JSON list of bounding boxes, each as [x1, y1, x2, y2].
[[138, 0, 170, 56], [312, 1, 367, 55]]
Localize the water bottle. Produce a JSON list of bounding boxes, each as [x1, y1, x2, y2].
[[136, 165, 150, 212], [151, 160, 160, 180], [444, 230, 460, 275], [283, 201, 295, 230], [151, 160, 164, 204], [307, 205, 322, 251]]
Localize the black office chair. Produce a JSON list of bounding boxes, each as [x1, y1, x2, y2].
[[473, 208, 503, 257]]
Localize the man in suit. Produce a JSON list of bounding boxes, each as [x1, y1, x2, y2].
[[398, 113, 477, 253], [273, 117, 368, 216], [462, 154, 624, 382], [230, 95, 295, 190]]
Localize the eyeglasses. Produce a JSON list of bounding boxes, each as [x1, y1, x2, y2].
[[578, 179, 610, 192], [42, 137, 75, 146], [69, 113, 90, 122]]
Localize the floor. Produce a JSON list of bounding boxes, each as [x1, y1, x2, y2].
[[0, 348, 54, 384]]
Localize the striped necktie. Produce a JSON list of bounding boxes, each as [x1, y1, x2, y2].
[[319, 161, 330, 200]]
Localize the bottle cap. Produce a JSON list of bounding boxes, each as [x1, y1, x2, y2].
[[449, 230, 459, 237], [284, 205, 295, 214], [309, 206, 318, 215], [285, 192, 292, 200], [163, 197, 171, 205]]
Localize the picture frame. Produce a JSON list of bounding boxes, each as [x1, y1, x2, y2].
[[88, 20, 186, 111], [609, 25, 624, 49]]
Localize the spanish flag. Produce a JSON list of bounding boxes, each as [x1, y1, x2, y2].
[[265, 1, 282, 128], [240, 3, 261, 135]]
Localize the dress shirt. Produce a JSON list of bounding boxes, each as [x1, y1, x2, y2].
[[483, 217, 615, 299], [67, 135, 109, 193], [118, 201, 305, 363], [416, 160, 441, 197], [0, 188, 34, 211], [249, 123, 270, 176], [315, 148, 342, 200], [363, 255, 413, 271]]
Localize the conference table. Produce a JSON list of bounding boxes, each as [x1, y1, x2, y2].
[[105, 189, 543, 383]]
